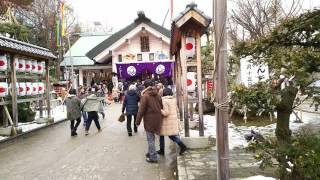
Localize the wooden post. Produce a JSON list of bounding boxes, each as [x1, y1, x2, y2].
[[181, 34, 190, 137], [196, 32, 204, 136], [45, 61, 51, 118], [3, 107, 8, 127], [10, 55, 18, 127], [39, 95, 43, 118], [214, 0, 230, 179], [177, 55, 184, 122], [189, 102, 194, 121]]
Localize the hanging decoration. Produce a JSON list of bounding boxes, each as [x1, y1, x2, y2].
[[116, 62, 174, 79], [0, 55, 8, 71]]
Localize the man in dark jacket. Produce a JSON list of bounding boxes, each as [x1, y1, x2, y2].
[[122, 84, 140, 136], [136, 79, 162, 163]]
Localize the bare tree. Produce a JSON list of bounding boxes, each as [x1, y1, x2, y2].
[[228, 0, 303, 44]]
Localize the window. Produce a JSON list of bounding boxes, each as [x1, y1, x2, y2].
[[140, 36, 149, 52], [118, 54, 122, 62], [137, 54, 142, 61], [149, 53, 154, 61]]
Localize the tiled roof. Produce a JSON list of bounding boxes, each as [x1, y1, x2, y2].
[[86, 12, 171, 60], [172, 2, 212, 25], [0, 35, 56, 59]]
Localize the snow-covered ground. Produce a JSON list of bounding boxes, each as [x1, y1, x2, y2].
[[0, 105, 67, 141], [241, 175, 275, 180], [185, 111, 320, 150]]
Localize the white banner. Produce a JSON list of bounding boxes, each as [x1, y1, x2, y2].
[[240, 57, 269, 87]]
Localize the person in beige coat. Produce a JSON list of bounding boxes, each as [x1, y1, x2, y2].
[[158, 88, 187, 155]]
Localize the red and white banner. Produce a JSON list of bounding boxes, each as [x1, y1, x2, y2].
[[0, 55, 7, 71]]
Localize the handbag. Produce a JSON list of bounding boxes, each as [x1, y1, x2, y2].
[[118, 113, 125, 123]]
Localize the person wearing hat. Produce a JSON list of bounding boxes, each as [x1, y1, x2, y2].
[[136, 79, 163, 163]]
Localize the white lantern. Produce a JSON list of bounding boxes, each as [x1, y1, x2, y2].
[[187, 72, 196, 92], [18, 82, 26, 96], [18, 58, 25, 72], [14, 58, 19, 71], [32, 82, 38, 95], [38, 82, 45, 94], [0, 55, 8, 71], [32, 61, 38, 74], [26, 82, 32, 95], [37, 61, 44, 74], [25, 60, 32, 73], [0, 82, 8, 97], [185, 37, 195, 60]]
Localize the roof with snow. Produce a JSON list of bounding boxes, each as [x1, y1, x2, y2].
[[61, 33, 110, 66]]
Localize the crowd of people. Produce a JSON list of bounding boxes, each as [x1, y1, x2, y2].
[[64, 78, 187, 163]]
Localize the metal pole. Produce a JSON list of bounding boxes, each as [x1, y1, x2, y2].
[[67, 35, 75, 89], [214, 0, 230, 179]]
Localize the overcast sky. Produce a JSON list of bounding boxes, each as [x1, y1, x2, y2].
[[68, 0, 320, 32]]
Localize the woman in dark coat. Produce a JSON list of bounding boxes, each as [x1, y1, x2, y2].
[[122, 84, 140, 136]]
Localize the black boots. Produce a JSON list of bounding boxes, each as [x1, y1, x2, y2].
[[179, 144, 187, 155], [71, 131, 77, 136], [157, 150, 164, 155]]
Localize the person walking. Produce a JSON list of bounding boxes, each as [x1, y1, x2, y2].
[[112, 87, 120, 103], [122, 85, 140, 136], [78, 87, 88, 126], [156, 83, 164, 97], [158, 88, 187, 155], [81, 89, 102, 136], [136, 79, 163, 163], [65, 89, 82, 136], [96, 86, 106, 119]]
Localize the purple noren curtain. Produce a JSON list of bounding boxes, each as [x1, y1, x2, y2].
[[116, 62, 174, 79]]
